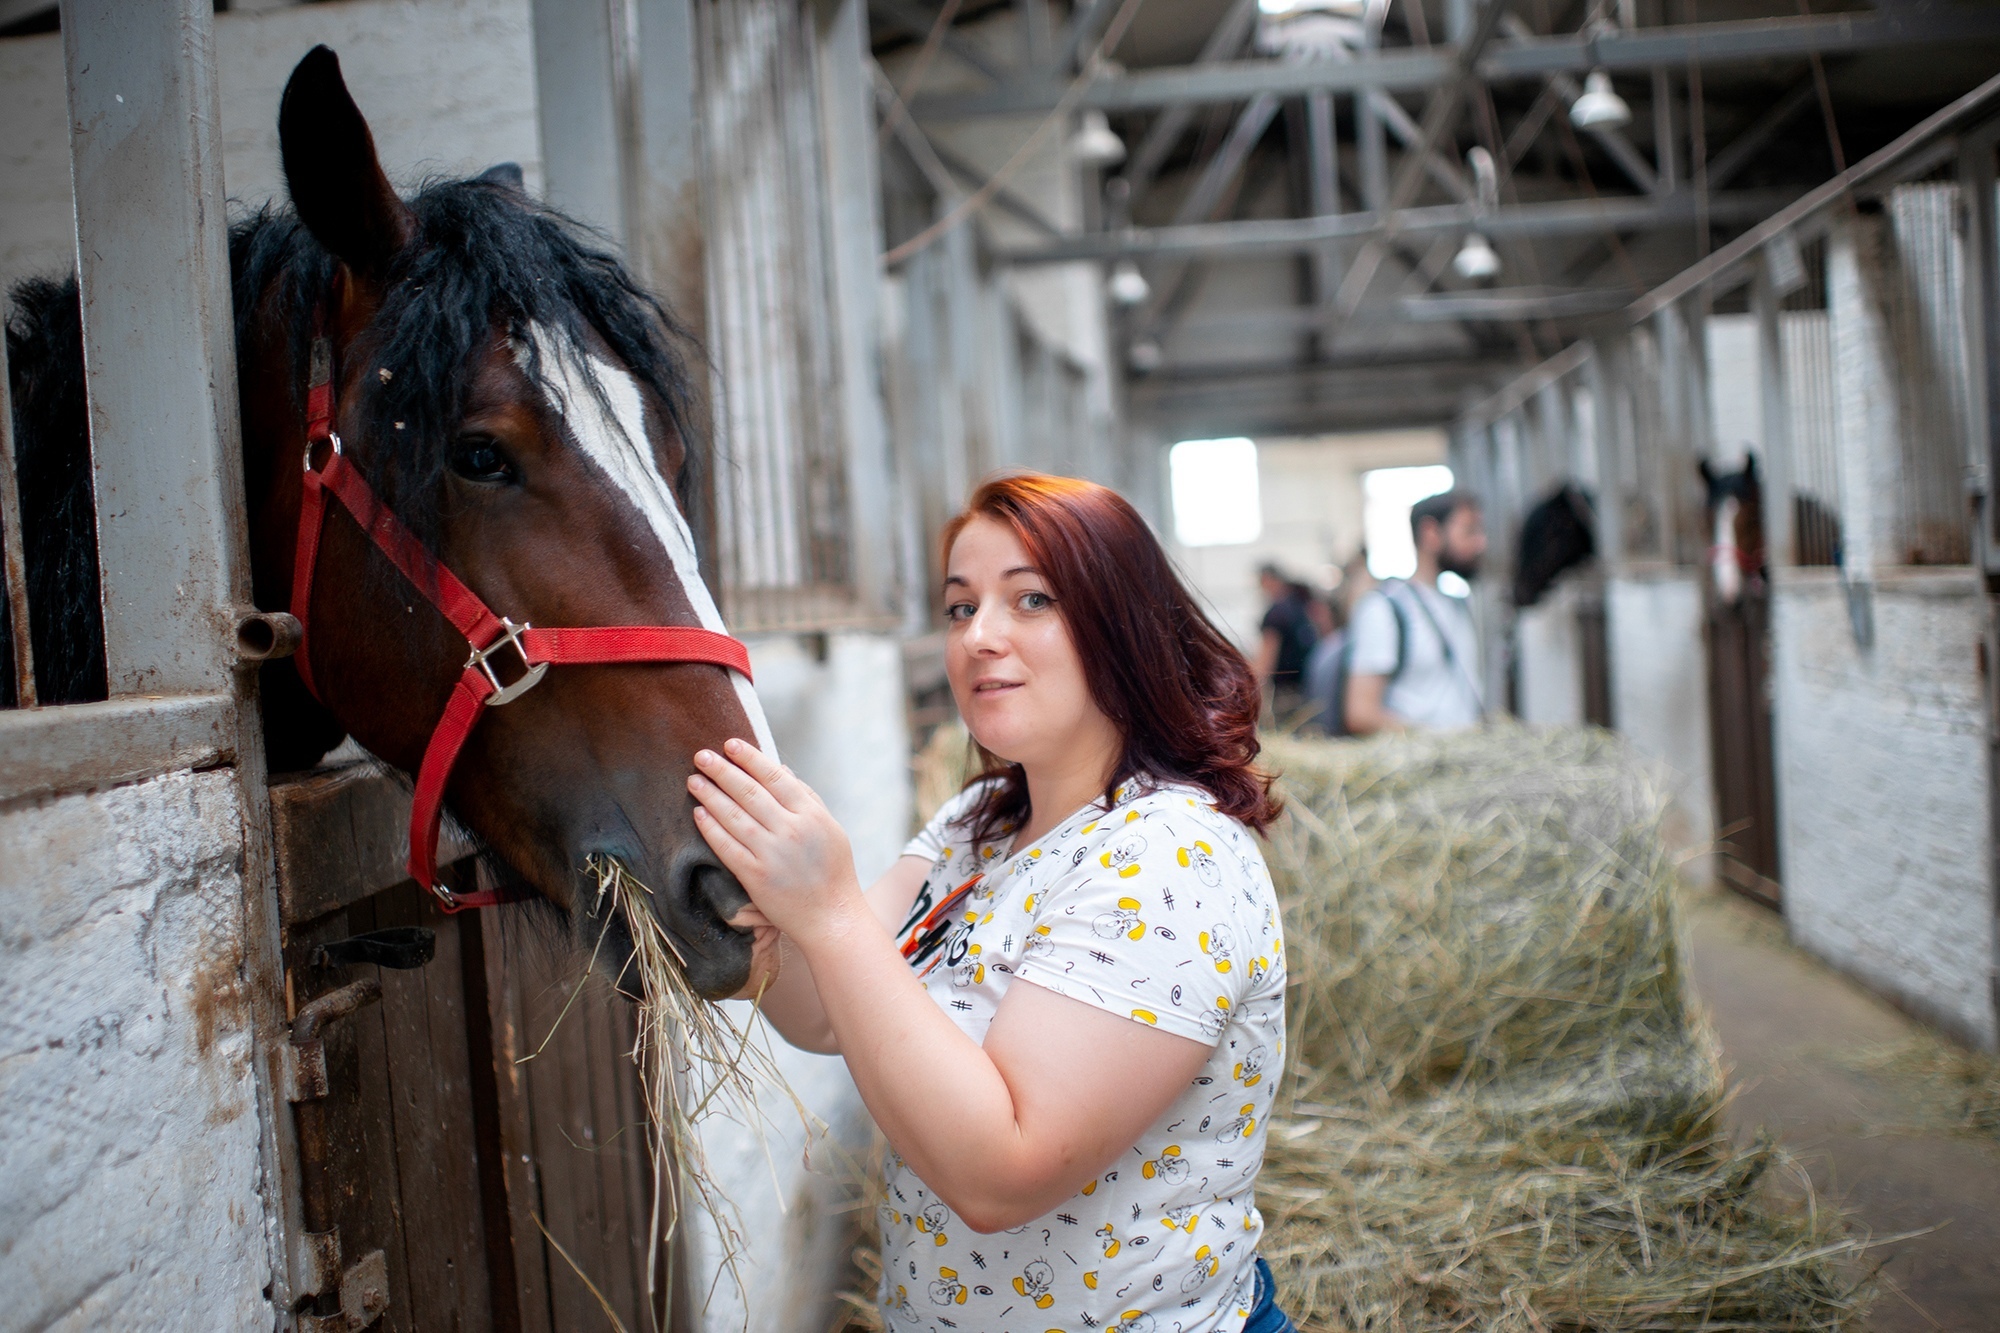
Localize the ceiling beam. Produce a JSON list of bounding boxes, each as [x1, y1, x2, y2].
[[910, 8, 2000, 117], [869, 0, 1008, 83], [995, 188, 1793, 263], [1128, 355, 1524, 432], [1398, 285, 1637, 319]]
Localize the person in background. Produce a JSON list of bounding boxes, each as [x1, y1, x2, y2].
[[1252, 563, 1318, 722], [1343, 491, 1487, 735]]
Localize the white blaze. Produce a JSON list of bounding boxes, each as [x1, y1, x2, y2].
[[527, 328, 776, 754], [1710, 495, 1742, 605]]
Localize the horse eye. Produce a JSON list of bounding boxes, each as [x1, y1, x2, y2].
[[450, 434, 515, 484]]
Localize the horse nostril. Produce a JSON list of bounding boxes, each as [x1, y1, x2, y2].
[[689, 862, 751, 930]]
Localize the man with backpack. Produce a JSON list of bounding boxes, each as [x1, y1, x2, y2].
[[1337, 490, 1488, 736]]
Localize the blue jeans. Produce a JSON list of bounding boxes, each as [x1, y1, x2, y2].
[[1243, 1256, 1297, 1333]]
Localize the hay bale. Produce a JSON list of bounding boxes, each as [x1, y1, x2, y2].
[[1261, 726, 1870, 1331]]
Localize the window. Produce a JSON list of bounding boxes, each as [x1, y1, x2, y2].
[[1169, 437, 1261, 546], [1362, 464, 1453, 579]]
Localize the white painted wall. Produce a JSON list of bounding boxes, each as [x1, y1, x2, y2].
[[1172, 429, 1447, 650], [1515, 579, 1586, 727], [0, 771, 274, 1331], [685, 632, 910, 1331], [1, 0, 542, 295], [1606, 570, 1715, 864], [1771, 568, 1997, 1051]]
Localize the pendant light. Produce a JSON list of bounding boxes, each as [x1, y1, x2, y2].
[[1570, 70, 1632, 132], [1070, 110, 1127, 167], [1107, 261, 1151, 306], [1453, 232, 1501, 280]]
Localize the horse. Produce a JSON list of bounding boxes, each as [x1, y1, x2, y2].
[[1699, 455, 1765, 604], [1512, 483, 1596, 608], [2, 46, 770, 1000]]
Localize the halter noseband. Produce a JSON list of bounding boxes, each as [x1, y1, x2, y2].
[[291, 334, 753, 912]]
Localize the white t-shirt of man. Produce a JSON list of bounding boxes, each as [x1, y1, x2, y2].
[[1347, 578, 1483, 731], [880, 778, 1288, 1333]]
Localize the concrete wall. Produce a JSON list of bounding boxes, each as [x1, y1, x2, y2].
[[1, 0, 542, 294], [0, 771, 274, 1332], [1606, 569, 1715, 861], [685, 632, 909, 1331], [1771, 568, 1997, 1051], [1516, 579, 1586, 727]]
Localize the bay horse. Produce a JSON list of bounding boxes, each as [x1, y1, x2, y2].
[[1699, 455, 1765, 603], [3, 47, 769, 999]]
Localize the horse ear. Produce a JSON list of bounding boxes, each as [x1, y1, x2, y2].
[[1698, 458, 1716, 486], [1744, 451, 1759, 478], [279, 46, 413, 278], [477, 162, 526, 192]]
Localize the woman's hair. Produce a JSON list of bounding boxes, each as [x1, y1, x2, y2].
[[941, 472, 1279, 842]]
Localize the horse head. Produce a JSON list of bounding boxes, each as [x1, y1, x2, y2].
[[1699, 454, 1764, 605], [237, 47, 768, 999], [1512, 483, 1596, 608]]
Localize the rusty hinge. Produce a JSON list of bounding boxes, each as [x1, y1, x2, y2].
[[296, 1248, 390, 1333]]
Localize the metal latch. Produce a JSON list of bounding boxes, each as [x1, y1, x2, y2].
[[283, 976, 382, 1103], [296, 1248, 390, 1333]]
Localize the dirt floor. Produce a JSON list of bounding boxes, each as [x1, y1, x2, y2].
[[1684, 889, 2000, 1332]]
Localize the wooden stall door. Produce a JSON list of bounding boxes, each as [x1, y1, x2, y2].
[[276, 764, 675, 1332], [1705, 587, 1782, 906]]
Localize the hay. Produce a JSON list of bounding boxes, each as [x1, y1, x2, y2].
[[839, 724, 1875, 1332], [1259, 726, 1871, 1331], [593, 856, 814, 1329]]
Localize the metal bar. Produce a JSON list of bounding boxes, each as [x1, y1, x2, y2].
[[913, 8, 2000, 117], [1054, 0, 1117, 74], [1399, 285, 1637, 320], [1706, 79, 1816, 191], [998, 188, 1788, 262], [0, 305, 35, 707], [1368, 89, 1473, 199], [1307, 89, 1340, 304], [1121, 0, 1258, 205], [533, 0, 632, 246], [1752, 251, 1797, 567], [0, 692, 234, 803], [63, 0, 243, 697], [1652, 67, 1678, 194], [1174, 93, 1283, 224], [928, 136, 1064, 234], [870, 0, 1006, 82], [61, 3, 300, 1313], [1959, 122, 2000, 561]]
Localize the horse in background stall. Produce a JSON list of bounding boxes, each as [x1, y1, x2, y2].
[[1513, 483, 1597, 608], [1699, 453, 1782, 904], [1699, 455, 1766, 604], [3, 47, 768, 1000]]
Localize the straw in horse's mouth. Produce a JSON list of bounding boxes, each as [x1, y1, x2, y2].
[[587, 854, 813, 1328]]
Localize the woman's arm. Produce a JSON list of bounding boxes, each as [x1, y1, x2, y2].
[[734, 854, 930, 1054], [689, 741, 1212, 1232]]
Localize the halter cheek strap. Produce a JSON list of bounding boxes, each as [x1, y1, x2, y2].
[[292, 336, 753, 911]]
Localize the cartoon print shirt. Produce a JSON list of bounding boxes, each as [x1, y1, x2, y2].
[[878, 777, 1288, 1333]]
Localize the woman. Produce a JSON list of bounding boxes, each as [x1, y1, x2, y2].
[[686, 473, 1296, 1332]]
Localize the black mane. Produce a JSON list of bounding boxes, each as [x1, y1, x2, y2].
[[231, 172, 703, 542]]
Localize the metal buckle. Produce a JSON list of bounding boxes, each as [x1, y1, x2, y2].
[[303, 431, 343, 474], [467, 616, 548, 705]]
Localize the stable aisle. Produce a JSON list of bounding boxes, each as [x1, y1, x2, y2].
[[1684, 890, 2000, 1332]]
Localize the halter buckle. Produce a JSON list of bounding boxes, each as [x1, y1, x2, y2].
[[467, 617, 549, 705]]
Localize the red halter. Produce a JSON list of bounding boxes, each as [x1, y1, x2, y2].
[[292, 336, 753, 911]]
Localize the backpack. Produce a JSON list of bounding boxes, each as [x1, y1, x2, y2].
[[1322, 582, 1409, 737]]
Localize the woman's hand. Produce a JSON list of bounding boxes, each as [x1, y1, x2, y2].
[[688, 739, 863, 940]]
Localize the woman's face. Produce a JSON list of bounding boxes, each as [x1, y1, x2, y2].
[[944, 516, 1115, 771]]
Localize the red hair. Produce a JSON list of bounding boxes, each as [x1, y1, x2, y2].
[[940, 472, 1279, 842]]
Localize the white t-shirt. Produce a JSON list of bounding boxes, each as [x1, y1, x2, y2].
[[879, 778, 1288, 1333], [1347, 579, 1483, 731]]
